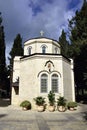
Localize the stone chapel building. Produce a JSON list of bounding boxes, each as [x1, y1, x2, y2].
[[12, 36, 75, 107]]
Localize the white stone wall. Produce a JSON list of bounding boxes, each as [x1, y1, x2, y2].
[[70, 59, 75, 101], [12, 56, 21, 105], [17, 55, 64, 107], [62, 57, 75, 101]]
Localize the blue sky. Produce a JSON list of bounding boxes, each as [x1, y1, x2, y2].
[[0, 0, 83, 63]]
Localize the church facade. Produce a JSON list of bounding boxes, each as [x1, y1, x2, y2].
[[12, 37, 75, 107]]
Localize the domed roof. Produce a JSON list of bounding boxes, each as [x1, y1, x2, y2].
[[24, 37, 60, 47]]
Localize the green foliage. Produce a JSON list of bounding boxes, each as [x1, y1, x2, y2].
[[69, 0, 87, 57], [0, 13, 8, 91], [67, 101, 77, 108], [20, 100, 31, 109], [34, 96, 45, 106], [9, 34, 23, 66], [74, 44, 87, 91], [59, 29, 70, 58], [48, 91, 55, 106], [68, 0, 87, 96], [57, 96, 66, 106]]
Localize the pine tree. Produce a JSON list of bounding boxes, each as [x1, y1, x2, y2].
[[69, 0, 87, 97], [69, 0, 87, 57], [0, 13, 7, 90], [9, 34, 23, 66], [59, 29, 69, 58]]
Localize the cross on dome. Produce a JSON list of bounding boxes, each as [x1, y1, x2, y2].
[[40, 30, 44, 37]]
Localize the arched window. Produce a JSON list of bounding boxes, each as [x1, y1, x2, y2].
[[41, 74, 48, 93], [42, 46, 46, 54], [51, 74, 58, 93], [55, 47, 58, 54], [28, 47, 32, 55]]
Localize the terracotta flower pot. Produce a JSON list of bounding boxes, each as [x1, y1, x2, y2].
[[37, 106, 44, 112], [48, 105, 55, 112], [58, 106, 66, 112], [69, 107, 75, 111], [22, 107, 28, 111]]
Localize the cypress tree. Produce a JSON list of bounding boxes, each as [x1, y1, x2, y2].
[[59, 29, 69, 58], [0, 13, 7, 91], [9, 34, 23, 66], [69, 0, 87, 57]]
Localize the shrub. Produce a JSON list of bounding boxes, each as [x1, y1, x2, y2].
[[57, 96, 66, 106], [48, 91, 55, 106], [20, 100, 31, 109], [67, 101, 77, 108], [34, 96, 45, 106]]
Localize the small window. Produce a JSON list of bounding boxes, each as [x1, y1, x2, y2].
[[51, 74, 58, 93], [42, 46, 46, 54], [28, 47, 32, 55], [41, 74, 48, 93], [55, 47, 58, 54]]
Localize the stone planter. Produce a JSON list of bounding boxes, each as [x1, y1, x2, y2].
[[37, 106, 44, 112], [69, 107, 75, 111], [58, 106, 66, 112], [48, 105, 55, 112], [22, 107, 28, 111]]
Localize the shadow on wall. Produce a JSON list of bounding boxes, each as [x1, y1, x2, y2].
[[0, 98, 11, 107]]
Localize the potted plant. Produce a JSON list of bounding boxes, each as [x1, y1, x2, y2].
[[67, 101, 77, 111], [48, 91, 55, 112], [34, 96, 45, 112], [57, 96, 66, 112], [20, 100, 31, 110]]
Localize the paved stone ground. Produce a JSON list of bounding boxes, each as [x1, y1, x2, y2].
[[0, 101, 87, 130]]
